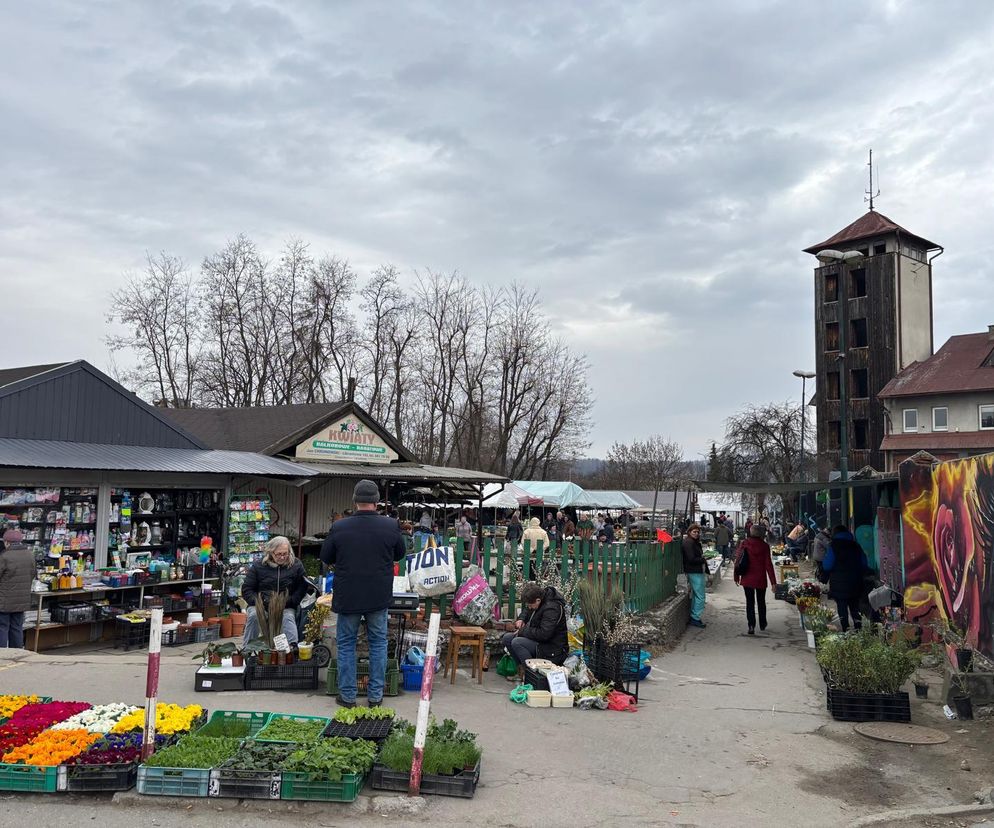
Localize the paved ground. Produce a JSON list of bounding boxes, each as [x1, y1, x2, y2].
[[1, 572, 991, 827]]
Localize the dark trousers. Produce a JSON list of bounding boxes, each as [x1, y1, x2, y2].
[[0, 611, 25, 648], [743, 587, 767, 630], [501, 632, 539, 665], [834, 597, 862, 631]]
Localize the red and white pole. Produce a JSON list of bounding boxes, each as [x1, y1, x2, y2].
[[141, 607, 163, 761], [409, 610, 441, 796]]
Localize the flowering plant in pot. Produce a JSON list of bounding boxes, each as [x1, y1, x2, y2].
[[194, 642, 236, 667]]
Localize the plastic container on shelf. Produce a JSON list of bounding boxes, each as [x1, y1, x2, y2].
[[187, 612, 203, 624]]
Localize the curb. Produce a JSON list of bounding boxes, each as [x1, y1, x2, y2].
[[852, 802, 994, 826], [111, 789, 428, 816]]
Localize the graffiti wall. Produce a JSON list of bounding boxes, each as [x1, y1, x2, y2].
[[900, 454, 994, 660], [876, 507, 903, 591]]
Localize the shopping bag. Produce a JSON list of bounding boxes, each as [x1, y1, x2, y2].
[[496, 653, 519, 677], [452, 570, 499, 625], [606, 690, 637, 712], [407, 536, 457, 597]]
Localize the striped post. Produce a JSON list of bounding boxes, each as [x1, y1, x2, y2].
[[141, 607, 163, 761], [409, 610, 442, 796]]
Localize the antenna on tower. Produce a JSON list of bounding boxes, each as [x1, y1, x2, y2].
[[865, 149, 881, 211]]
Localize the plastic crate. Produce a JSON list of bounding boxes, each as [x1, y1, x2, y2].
[[0, 762, 59, 793], [60, 761, 138, 792], [321, 716, 394, 741], [194, 666, 246, 692], [326, 658, 400, 697], [281, 770, 366, 802], [115, 619, 151, 651], [209, 768, 282, 799], [194, 710, 271, 738], [137, 765, 211, 797], [400, 663, 424, 692], [256, 713, 331, 743], [193, 625, 221, 644], [162, 627, 194, 646], [370, 760, 480, 798], [51, 602, 96, 624], [826, 686, 911, 723], [773, 583, 790, 600], [522, 666, 550, 691], [245, 658, 320, 691]]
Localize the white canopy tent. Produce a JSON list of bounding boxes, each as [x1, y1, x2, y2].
[[481, 482, 544, 509]]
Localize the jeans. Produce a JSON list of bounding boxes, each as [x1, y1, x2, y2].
[[687, 573, 707, 621], [0, 611, 25, 648], [743, 587, 767, 630], [717, 544, 730, 562], [501, 632, 538, 666], [834, 597, 862, 632], [242, 606, 299, 647], [336, 609, 389, 702]]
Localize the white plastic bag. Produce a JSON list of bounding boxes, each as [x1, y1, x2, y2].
[[407, 538, 457, 597]]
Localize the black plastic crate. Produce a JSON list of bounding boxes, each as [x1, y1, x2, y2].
[[209, 768, 281, 799], [62, 762, 138, 792], [194, 667, 246, 692], [162, 627, 194, 646], [774, 583, 790, 600], [522, 666, 550, 691], [51, 602, 96, 624], [370, 760, 479, 798], [322, 717, 394, 741], [194, 625, 221, 644], [582, 636, 642, 702], [245, 657, 320, 691], [114, 619, 151, 651], [826, 686, 911, 723]]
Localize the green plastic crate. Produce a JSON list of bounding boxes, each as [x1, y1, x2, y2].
[[0, 763, 59, 793], [255, 714, 331, 743], [193, 709, 271, 739], [137, 765, 211, 797], [280, 770, 367, 802], [325, 659, 399, 697]]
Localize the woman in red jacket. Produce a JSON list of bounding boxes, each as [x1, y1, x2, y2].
[[734, 523, 779, 635]]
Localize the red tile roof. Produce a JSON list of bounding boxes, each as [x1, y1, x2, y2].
[[879, 333, 994, 398], [803, 211, 939, 254], [881, 432, 994, 451]]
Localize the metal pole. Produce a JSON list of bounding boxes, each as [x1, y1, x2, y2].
[[838, 262, 850, 527], [409, 610, 441, 796], [799, 375, 807, 483], [141, 607, 164, 761]]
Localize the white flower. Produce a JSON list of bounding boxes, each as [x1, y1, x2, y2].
[[51, 703, 139, 733]]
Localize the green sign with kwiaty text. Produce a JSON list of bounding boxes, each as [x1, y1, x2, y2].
[[312, 440, 386, 454]]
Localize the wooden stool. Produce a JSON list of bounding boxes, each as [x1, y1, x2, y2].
[[444, 625, 487, 684]]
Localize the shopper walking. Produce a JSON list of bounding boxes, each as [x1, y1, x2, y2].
[[811, 526, 831, 582], [505, 510, 523, 549], [0, 529, 33, 648], [682, 523, 707, 628], [713, 521, 732, 563], [320, 480, 407, 708], [734, 524, 779, 634], [822, 525, 869, 632]]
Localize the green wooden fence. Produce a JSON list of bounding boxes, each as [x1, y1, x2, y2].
[[400, 536, 681, 619]]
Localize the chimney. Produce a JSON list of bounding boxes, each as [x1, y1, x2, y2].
[[346, 376, 357, 402], [988, 324, 994, 341]]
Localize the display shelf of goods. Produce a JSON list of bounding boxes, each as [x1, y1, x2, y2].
[[210, 742, 295, 799], [372, 718, 481, 798], [245, 657, 320, 691], [322, 706, 395, 741], [326, 658, 400, 697], [255, 714, 331, 744], [194, 710, 272, 739], [138, 735, 242, 797]]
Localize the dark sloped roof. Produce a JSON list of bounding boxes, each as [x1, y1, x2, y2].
[[879, 333, 994, 398], [294, 459, 507, 483], [161, 403, 351, 454], [803, 211, 939, 254], [0, 363, 70, 388], [881, 433, 994, 451]]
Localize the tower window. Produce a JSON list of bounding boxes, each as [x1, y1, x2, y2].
[[903, 409, 918, 433], [853, 419, 869, 450], [851, 318, 869, 348], [827, 421, 841, 450], [824, 272, 838, 302], [851, 369, 869, 399], [850, 268, 867, 297], [873, 244, 886, 256], [858, 247, 869, 257], [826, 372, 840, 401], [825, 322, 839, 351]]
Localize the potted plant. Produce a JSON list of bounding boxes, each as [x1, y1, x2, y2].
[[237, 639, 265, 668], [194, 641, 236, 667], [950, 673, 973, 719]]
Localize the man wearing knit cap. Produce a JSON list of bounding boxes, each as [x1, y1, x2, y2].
[[320, 480, 406, 708], [0, 529, 34, 648]]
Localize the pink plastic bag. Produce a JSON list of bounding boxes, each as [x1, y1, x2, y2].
[[451, 572, 500, 624], [606, 690, 638, 712]]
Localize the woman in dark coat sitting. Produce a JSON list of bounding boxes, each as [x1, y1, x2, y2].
[[500, 583, 569, 674], [241, 536, 307, 645]]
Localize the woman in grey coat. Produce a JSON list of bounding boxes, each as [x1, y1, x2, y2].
[[0, 529, 35, 648]]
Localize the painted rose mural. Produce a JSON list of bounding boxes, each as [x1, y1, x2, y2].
[[900, 454, 994, 659]]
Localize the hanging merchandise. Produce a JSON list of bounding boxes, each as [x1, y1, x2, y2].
[[406, 536, 457, 598], [227, 497, 271, 564]]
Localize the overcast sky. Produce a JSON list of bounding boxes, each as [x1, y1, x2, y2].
[[2, 1, 993, 458]]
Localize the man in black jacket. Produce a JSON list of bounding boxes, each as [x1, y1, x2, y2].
[[320, 480, 406, 708], [822, 526, 870, 631], [500, 583, 569, 671]]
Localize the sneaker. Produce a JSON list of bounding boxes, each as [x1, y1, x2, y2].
[[748, 627, 755, 635], [366, 698, 383, 708], [759, 623, 767, 632], [689, 618, 706, 628], [335, 696, 357, 708]]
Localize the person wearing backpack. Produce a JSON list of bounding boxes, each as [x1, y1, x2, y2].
[[733, 523, 779, 635]]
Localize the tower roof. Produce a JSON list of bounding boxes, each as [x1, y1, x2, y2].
[[803, 211, 940, 255]]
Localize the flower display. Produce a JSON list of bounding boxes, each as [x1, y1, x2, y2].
[[64, 733, 172, 766], [51, 703, 138, 733], [0, 695, 42, 720], [111, 703, 204, 735], [2, 728, 101, 766]]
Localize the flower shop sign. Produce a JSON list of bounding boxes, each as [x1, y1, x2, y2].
[[295, 417, 399, 464]]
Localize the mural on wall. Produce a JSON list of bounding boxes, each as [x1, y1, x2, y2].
[[900, 454, 994, 659], [876, 507, 904, 592]]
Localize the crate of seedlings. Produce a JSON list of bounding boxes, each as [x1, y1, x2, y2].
[[193, 710, 271, 739], [210, 741, 295, 799], [325, 658, 400, 697], [137, 735, 242, 797], [280, 737, 377, 802], [371, 717, 482, 799], [255, 714, 330, 744], [322, 706, 395, 741]]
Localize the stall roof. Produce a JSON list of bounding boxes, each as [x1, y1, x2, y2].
[[481, 482, 543, 508], [0, 438, 316, 478], [513, 481, 600, 508], [622, 490, 696, 512], [582, 490, 641, 509], [297, 459, 506, 483]]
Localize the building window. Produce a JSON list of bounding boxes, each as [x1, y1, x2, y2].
[[853, 419, 869, 450], [824, 272, 838, 302], [873, 243, 886, 256], [851, 318, 869, 348], [980, 405, 994, 430], [932, 407, 948, 431], [850, 268, 867, 297], [826, 372, 840, 401], [851, 369, 869, 399], [827, 421, 841, 450], [903, 409, 918, 433], [825, 322, 839, 352], [858, 247, 869, 257]]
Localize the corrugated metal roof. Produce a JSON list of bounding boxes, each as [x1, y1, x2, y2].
[[0, 363, 70, 388], [0, 438, 316, 478], [803, 210, 939, 254], [879, 333, 994, 398], [295, 459, 507, 483]]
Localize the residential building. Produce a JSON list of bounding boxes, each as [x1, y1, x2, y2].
[[804, 211, 941, 478], [878, 328, 994, 470]]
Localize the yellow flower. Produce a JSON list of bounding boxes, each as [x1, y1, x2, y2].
[[0, 695, 41, 720], [110, 703, 204, 735]]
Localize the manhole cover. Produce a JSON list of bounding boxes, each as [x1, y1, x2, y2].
[[853, 722, 949, 745]]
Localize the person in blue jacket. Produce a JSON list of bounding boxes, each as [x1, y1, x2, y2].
[[822, 525, 869, 632]]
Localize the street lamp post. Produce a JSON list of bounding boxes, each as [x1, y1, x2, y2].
[[816, 249, 864, 527], [792, 369, 815, 482]]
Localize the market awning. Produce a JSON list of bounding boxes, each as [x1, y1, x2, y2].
[[481, 482, 543, 508], [0, 438, 317, 478], [581, 490, 641, 509], [513, 481, 599, 508]]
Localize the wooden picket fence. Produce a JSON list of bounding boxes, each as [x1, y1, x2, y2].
[[399, 536, 681, 620]]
